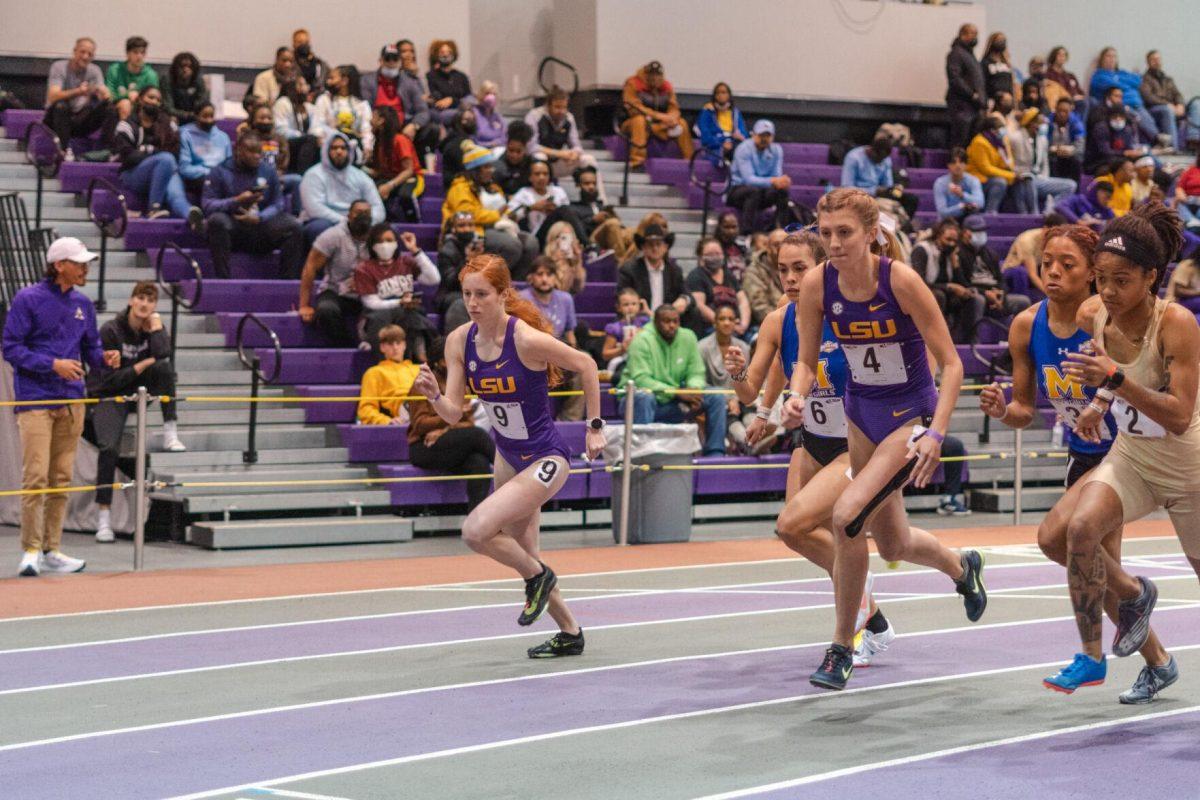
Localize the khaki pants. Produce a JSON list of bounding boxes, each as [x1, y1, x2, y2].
[[620, 115, 694, 167], [17, 406, 85, 553]]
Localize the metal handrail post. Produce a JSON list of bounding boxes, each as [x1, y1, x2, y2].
[[1013, 426, 1023, 526], [133, 387, 148, 570], [244, 356, 261, 464], [95, 229, 108, 311], [617, 380, 636, 546]]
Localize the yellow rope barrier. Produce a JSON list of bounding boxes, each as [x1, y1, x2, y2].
[[0, 483, 130, 498]]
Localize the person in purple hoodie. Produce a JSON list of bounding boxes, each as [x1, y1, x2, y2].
[[782, 188, 987, 691], [2, 237, 119, 577]]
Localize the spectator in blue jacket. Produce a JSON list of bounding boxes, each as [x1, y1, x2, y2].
[[933, 147, 985, 220], [177, 102, 232, 192], [725, 119, 791, 234], [1047, 97, 1085, 185], [842, 133, 919, 220], [201, 131, 305, 279], [299, 132, 385, 245], [696, 82, 748, 165], [2, 237, 119, 577], [1089, 47, 1160, 142]]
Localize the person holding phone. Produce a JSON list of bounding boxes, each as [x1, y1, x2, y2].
[[200, 130, 305, 279]]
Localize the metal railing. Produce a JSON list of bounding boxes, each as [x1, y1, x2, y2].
[[970, 316, 1013, 446], [153, 241, 203, 361], [235, 312, 282, 464], [23, 122, 64, 229], [0, 191, 55, 323], [611, 103, 644, 207], [688, 148, 730, 240], [86, 177, 129, 312], [536, 56, 579, 96]]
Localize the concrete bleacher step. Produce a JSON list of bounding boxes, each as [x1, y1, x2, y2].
[[187, 515, 413, 549], [97, 311, 214, 334], [174, 488, 393, 515], [147, 425, 328, 451], [158, 465, 374, 496], [153, 406, 307, 426], [173, 370, 270, 387], [150, 446, 348, 469], [0, 176, 63, 193], [970, 487, 1065, 513], [8, 190, 82, 208]]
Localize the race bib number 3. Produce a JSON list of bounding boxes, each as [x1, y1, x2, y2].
[[1051, 399, 1113, 441], [484, 400, 530, 440], [805, 396, 847, 438], [1111, 398, 1167, 438], [841, 343, 908, 386]]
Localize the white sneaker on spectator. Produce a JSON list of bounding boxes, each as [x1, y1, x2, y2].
[[95, 523, 115, 543], [64, 148, 76, 162], [40, 550, 86, 574], [162, 421, 187, 452], [18, 550, 40, 577], [146, 206, 170, 220]]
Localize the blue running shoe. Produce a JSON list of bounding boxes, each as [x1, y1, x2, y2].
[[1113, 576, 1158, 658], [810, 644, 855, 691], [955, 550, 987, 622], [1043, 653, 1107, 694]]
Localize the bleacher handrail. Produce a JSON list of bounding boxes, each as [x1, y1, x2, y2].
[[23, 122, 64, 180], [688, 147, 730, 239], [611, 102, 645, 207], [235, 312, 282, 384], [86, 176, 129, 238], [153, 240, 202, 311], [536, 56, 579, 96]]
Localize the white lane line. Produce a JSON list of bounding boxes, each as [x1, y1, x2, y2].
[[163, 640, 1200, 800], [1, 536, 1183, 624], [3, 573, 1197, 698], [244, 789, 358, 800], [692, 703, 1200, 799], [5, 600, 1200, 755]]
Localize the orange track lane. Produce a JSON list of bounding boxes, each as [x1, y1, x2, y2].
[[0, 521, 1178, 620]]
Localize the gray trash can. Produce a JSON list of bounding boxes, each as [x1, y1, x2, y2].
[[604, 423, 699, 544]]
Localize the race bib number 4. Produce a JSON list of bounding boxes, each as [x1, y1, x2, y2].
[[841, 342, 908, 386], [484, 400, 530, 440], [1111, 398, 1167, 438], [804, 396, 847, 438]]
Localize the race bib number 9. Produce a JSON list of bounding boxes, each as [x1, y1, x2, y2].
[[841, 343, 908, 386], [1111, 398, 1167, 438], [804, 396, 847, 438], [484, 400, 530, 440]]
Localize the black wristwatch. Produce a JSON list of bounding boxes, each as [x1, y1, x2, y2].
[[1104, 369, 1126, 390], [588, 417, 605, 431]]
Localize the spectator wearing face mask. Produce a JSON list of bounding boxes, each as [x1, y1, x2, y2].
[[696, 82, 749, 165], [492, 121, 535, 196], [1047, 97, 1085, 185], [112, 85, 203, 226], [291, 29, 328, 101], [274, 77, 321, 175], [1085, 108, 1145, 176], [161, 52, 208, 125], [366, 105, 423, 223], [297, 199, 374, 346], [473, 80, 506, 148], [981, 33, 1018, 102], [178, 101, 232, 192], [439, 107, 478, 183], [1089, 47, 1161, 144], [361, 43, 438, 158], [247, 47, 296, 110], [688, 236, 750, 338], [966, 115, 1025, 213], [945, 24, 986, 149], [315, 65, 374, 163], [426, 39, 475, 126], [436, 211, 485, 325], [910, 219, 980, 342], [242, 103, 297, 201], [298, 132, 385, 245], [842, 133, 919, 220], [959, 215, 1031, 320], [105, 36, 158, 122], [353, 224, 439, 357], [525, 86, 606, 199]]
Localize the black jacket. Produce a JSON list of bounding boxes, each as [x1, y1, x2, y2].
[[617, 256, 691, 315], [86, 308, 172, 397], [493, 155, 533, 197], [958, 243, 1003, 290], [945, 39, 986, 110]]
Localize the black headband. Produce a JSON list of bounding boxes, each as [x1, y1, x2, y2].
[[1096, 230, 1162, 269]]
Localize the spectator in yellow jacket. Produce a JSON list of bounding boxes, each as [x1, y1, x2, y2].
[[1093, 158, 1135, 217], [357, 325, 420, 425], [440, 143, 537, 277], [966, 116, 1025, 213]]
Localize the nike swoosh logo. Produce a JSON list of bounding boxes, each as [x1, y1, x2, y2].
[[869, 302, 887, 312], [520, 453, 535, 461], [892, 408, 913, 418], [840, 666, 852, 680], [495, 360, 510, 370]]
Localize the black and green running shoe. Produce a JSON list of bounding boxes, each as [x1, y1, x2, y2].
[[527, 629, 585, 659], [518, 562, 557, 626], [810, 643, 854, 691], [956, 550, 987, 622]]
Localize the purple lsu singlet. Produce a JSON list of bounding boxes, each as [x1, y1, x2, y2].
[[821, 256, 938, 443], [464, 315, 572, 467]]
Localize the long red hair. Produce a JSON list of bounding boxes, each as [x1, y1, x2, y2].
[[459, 254, 563, 386]]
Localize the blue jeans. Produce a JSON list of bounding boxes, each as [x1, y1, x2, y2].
[[619, 389, 727, 455], [982, 177, 1008, 213], [1034, 176, 1076, 211], [1132, 105, 1159, 142], [281, 173, 303, 215], [1148, 104, 1179, 148], [1187, 98, 1200, 145], [1178, 202, 1200, 228], [1006, 178, 1037, 215], [121, 151, 191, 218]]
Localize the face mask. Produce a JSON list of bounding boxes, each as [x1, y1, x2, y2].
[[579, 189, 599, 204], [254, 122, 273, 135], [438, 54, 454, 67], [348, 215, 371, 236], [970, 232, 988, 248], [994, 41, 1007, 52], [196, 120, 214, 132], [326, 82, 338, 94], [481, 93, 496, 107], [295, 44, 311, 59], [141, 103, 160, 119], [1111, 120, 1127, 131], [380, 67, 399, 79], [462, 120, 477, 135], [965, 38, 978, 48], [454, 232, 476, 247], [373, 241, 398, 260], [700, 255, 724, 273]]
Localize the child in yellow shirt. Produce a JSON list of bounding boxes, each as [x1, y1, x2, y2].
[[357, 325, 420, 425]]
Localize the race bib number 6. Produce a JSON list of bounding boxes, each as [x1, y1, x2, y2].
[[804, 396, 847, 437], [841, 342, 908, 386]]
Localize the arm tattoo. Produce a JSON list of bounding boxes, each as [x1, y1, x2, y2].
[[1067, 547, 1106, 645]]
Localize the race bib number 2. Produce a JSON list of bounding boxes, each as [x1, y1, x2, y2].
[[484, 401, 529, 440], [841, 342, 908, 386], [1111, 399, 1167, 438]]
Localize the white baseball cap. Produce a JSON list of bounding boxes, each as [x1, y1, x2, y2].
[[45, 237, 98, 265]]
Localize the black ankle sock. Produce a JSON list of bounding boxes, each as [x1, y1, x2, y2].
[[865, 608, 888, 634]]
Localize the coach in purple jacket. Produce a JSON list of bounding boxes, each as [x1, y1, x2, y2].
[[2, 237, 119, 577]]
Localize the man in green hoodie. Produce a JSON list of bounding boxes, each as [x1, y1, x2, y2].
[[105, 36, 159, 122], [620, 305, 727, 455]]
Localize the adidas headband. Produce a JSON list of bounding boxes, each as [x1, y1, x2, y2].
[[1096, 230, 1162, 269]]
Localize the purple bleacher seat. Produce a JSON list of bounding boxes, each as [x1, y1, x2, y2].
[[2, 109, 43, 141], [338, 424, 411, 462], [153, 246, 437, 282], [913, 212, 1042, 236], [957, 343, 1005, 376], [215, 118, 242, 139], [380, 457, 590, 506], [257, 347, 374, 384], [602, 135, 682, 162], [217, 311, 442, 348], [585, 251, 617, 282], [693, 455, 786, 495], [60, 161, 120, 194], [295, 385, 359, 424], [779, 142, 831, 163], [124, 218, 206, 249], [192, 279, 436, 314]]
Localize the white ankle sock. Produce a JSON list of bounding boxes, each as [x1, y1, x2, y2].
[[163, 421, 178, 438], [98, 508, 111, 529]]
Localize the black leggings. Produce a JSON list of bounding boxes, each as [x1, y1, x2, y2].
[[408, 426, 496, 512]]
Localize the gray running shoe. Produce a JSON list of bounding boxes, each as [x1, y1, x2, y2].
[[1118, 656, 1178, 705], [1113, 576, 1158, 657]]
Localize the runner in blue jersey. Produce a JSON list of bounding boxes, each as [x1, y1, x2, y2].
[[979, 223, 1177, 703], [781, 189, 987, 691], [412, 254, 606, 659], [725, 231, 897, 667]]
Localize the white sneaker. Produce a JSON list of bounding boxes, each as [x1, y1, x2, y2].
[[854, 571, 876, 633], [40, 550, 86, 574], [853, 619, 896, 668], [95, 524, 115, 543], [18, 550, 40, 577], [162, 434, 187, 452]]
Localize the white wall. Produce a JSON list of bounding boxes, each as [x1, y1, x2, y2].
[[587, 0, 986, 104], [468, 0, 555, 101], [0, 0, 470, 71], [976, 0, 1198, 99]]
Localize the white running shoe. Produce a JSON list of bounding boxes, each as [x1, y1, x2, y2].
[[162, 433, 187, 452], [95, 524, 115, 543], [853, 619, 896, 668], [854, 571, 876, 633], [40, 550, 86, 574], [18, 550, 40, 577]]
